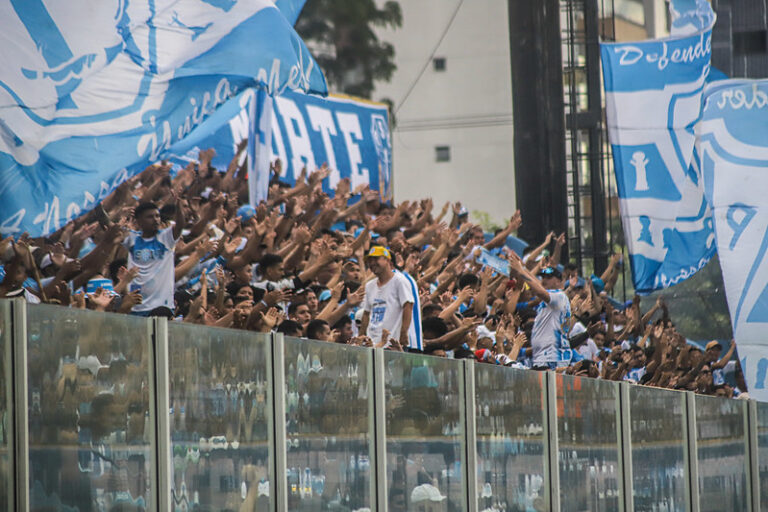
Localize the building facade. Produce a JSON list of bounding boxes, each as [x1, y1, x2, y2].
[[371, 0, 515, 227]]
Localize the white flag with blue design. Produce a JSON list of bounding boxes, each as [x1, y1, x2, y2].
[[0, 0, 326, 237], [600, 0, 716, 293], [699, 79, 768, 400]]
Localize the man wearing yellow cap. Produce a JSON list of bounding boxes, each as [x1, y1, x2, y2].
[[360, 246, 414, 348]]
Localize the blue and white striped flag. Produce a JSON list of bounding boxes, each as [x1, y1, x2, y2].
[[600, 0, 716, 293], [0, 0, 326, 237], [699, 79, 768, 400]]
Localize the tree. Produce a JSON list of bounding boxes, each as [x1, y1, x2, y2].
[[296, 0, 402, 99], [639, 256, 733, 342]]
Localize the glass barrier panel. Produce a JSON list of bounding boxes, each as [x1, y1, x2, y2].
[[755, 401, 768, 511], [695, 394, 748, 511], [628, 386, 687, 511], [556, 374, 621, 512], [284, 337, 373, 511], [26, 304, 152, 511], [0, 301, 11, 510], [168, 323, 271, 511], [474, 364, 548, 511], [384, 350, 464, 511]]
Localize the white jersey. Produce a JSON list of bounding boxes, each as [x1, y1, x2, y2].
[[571, 321, 599, 361], [363, 272, 414, 346], [124, 227, 177, 312], [398, 270, 423, 350], [530, 290, 573, 367]]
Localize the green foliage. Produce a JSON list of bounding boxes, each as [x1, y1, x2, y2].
[[296, 0, 402, 98], [471, 210, 501, 233], [638, 256, 733, 342]]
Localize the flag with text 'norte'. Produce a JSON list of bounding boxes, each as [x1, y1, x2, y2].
[[600, 0, 716, 293], [699, 79, 768, 400], [155, 1, 309, 175], [250, 90, 393, 204], [0, 0, 326, 237]]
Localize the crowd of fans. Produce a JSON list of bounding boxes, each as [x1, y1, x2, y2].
[[0, 146, 746, 398]]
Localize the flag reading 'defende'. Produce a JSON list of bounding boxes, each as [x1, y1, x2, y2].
[[0, 0, 326, 237], [699, 79, 768, 400], [600, 0, 716, 293]]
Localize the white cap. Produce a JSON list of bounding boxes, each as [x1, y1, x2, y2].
[[410, 484, 446, 503]]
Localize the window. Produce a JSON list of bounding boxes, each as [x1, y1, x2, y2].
[[435, 146, 450, 162], [432, 57, 446, 71]]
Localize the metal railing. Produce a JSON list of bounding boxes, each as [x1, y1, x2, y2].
[[1, 299, 766, 511]]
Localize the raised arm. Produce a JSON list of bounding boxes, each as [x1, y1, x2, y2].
[[508, 252, 550, 304]]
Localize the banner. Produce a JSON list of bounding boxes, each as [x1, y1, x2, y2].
[[252, 90, 393, 201], [166, 89, 253, 172], [699, 79, 768, 400], [163, 0, 308, 175], [477, 247, 510, 277], [248, 88, 272, 205], [0, 0, 326, 237], [600, 0, 716, 293]]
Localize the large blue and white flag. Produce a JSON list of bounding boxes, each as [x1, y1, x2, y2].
[[0, 0, 326, 237], [163, 0, 308, 179], [600, 0, 716, 293], [699, 79, 768, 400], [275, 0, 307, 25], [251, 90, 393, 203], [164, 89, 253, 173]]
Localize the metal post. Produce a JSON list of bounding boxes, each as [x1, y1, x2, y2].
[[271, 333, 288, 511], [618, 382, 633, 512], [685, 392, 700, 512], [746, 399, 759, 512], [584, 0, 609, 274], [150, 317, 171, 512], [263, 331, 276, 512], [371, 348, 388, 512], [1, 301, 14, 512], [544, 372, 560, 512], [462, 359, 478, 512], [11, 299, 28, 512], [508, 0, 569, 242]]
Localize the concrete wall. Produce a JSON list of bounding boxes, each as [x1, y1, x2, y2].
[[371, 0, 516, 226]]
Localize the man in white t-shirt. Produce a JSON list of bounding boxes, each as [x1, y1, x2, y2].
[[508, 256, 577, 369], [124, 200, 184, 317], [571, 321, 599, 361], [360, 246, 414, 348]]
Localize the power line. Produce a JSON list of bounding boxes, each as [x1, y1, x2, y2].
[[394, 0, 466, 115]]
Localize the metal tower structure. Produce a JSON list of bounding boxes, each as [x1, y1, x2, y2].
[[560, 0, 617, 278]]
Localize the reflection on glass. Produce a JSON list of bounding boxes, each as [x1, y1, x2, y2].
[[758, 402, 768, 510], [475, 364, 547, 511], [0, 302, 10, 510], [27, 304, 152, 511], [284, 337, 372, 511], [556, 374, 621, 512], [384, 351, 464, 512], [629, 386, 687, 512], [168, 323, 271, 511], [695, 395, 748, 512]]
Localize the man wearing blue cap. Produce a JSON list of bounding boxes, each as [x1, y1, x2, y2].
[[360, 246, 414, 348]]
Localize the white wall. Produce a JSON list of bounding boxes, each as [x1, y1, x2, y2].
[[372, 0, 516, 226]]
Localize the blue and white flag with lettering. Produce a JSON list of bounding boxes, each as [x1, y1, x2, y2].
[[699, 79, 768, 400], [163, 0, 308, 177], [165, 89, 254, 173], [251, 91, 392, 203], [275, 0, 307, 25], [0, 0, 326, 237], [600, 0, 716, 293]]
